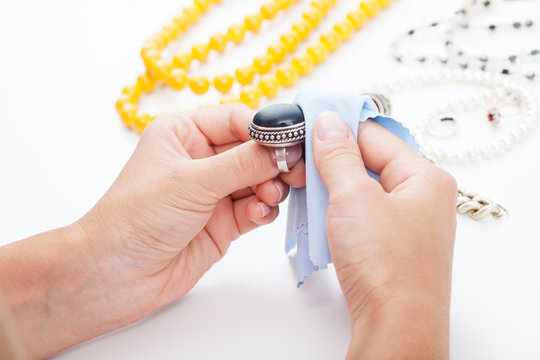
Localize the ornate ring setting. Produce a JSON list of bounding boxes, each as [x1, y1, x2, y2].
[[248, 104, 305, 173]]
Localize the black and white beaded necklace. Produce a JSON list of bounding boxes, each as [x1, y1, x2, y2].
[[390, 0, 539, 81]]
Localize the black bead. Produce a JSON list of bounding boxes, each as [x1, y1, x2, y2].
[[531, 49, 540, 56], [488, 24, 497, 31], [440, 57, 449, 64], [501, 68, 511, 75], [513, 22, 521, 29], [480, 63, 487, 72], [457, 50, 465, 57], [395, 55, 403, 63], [459, 61, 468, 69], [431, 22, 439, 27], [445, 40, 453, 47], [479, 55, 488, 62], [525, 19, 534, 27], [483, 1, 491, 7], [252, 104, 304, 128], [526, 72, 536, 80], [460, 21, 469, 29], [408, 29, 415, 36], [417, 56, 426, 63], [508, 55, 517, 63]]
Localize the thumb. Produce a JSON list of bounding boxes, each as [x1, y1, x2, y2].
[[197, 141, 302, 199], [312, 111, 372, 194]]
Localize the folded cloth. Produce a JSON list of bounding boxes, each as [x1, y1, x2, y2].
[[285, 89, 421, 287]]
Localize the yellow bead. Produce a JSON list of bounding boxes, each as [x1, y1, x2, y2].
[[122, 84, 141, 98], [307, 42, 328, 64], [240, 85, 263, 109], [183, 5, 202, 24], [280, 31, 300, 52], [227, 24, 246, 43], [261, 3, 278, 19], [221, 95, 241, 104], [235, 65, 255, 85], [213, 73, 234, 93], [276, 64, 299, 87], [258, 74, 280, 98], [291, 53, 314, 76], [209, 34, 228, 52], [191, 42, 210, 62], [116, 94, 132, 111], [136, 73, 155, 93], [378, 0, 391, 8], [189, 75, 210, 95], [292, 19, 312, 41], [268, 43, 287, 63], [360, 0, 380, 18], [168, 68, 188, 90], [245, 14, 263, 32], [275, 0, 292, 10], [302, 8, 323, 27], [172, 52, 192, 70], [320, 30, 341, 52], [150, 59, 172, 81], [253, 54, 273, 74], [161, 23, 180, 42], [133, 111, 154, 134], [347, 9, 367, 29], [173, 14, 190, 32], [194, 0, 211, 11], [334, 19, 354, 41], [311, 0, 331, 13], [119, 103, 138, 122]]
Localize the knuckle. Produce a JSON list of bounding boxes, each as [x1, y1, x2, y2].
[[319, 141, 361, 169]]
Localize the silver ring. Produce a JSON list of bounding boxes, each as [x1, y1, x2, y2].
[[275, 147, 289, 172]]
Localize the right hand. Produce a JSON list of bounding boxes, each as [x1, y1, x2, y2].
[[312, 111, 457, 359]]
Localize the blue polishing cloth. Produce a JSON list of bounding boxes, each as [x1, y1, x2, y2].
[[285, 89, 421, 287]]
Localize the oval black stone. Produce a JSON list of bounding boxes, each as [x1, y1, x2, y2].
[[252, 104, 304, 128]]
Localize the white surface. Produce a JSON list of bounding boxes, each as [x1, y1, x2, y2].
[[1, 0, 540, 359]]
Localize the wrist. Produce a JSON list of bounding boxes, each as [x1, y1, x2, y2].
[[348, 288, 450, 360]]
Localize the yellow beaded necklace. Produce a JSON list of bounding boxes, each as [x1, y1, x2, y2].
[[116, 0, 391, 133]]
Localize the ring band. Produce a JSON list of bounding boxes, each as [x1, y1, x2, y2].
[[275, 147, 289, 173]]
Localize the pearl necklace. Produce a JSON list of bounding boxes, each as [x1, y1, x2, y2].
[[358, 69, 540, 164], [116, 0, 392, 133]]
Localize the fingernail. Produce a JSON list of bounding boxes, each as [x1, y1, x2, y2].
[[258, 202, 271, 218], [317, 111, 349, 140], [273, 180, 285, 201]]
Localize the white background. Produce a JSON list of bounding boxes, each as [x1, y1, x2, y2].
[[1, 0, 540, 359]]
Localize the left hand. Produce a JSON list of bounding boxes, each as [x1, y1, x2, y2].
[[80, 104, 305, 318]]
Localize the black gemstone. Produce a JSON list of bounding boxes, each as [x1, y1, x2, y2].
[[525, 19, 534, 27], [252, 104, 304, 128]]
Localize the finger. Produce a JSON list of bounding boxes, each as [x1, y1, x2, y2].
[[234, 195, 279, 234], [278, 157, 306, 188], [197, 142, 303, 199], [255, 178, 289, 207], [312, 111, 379, 198], [231, 187, 254, 201], [185, 103, 255, 145], [357, 120, 427, 193]]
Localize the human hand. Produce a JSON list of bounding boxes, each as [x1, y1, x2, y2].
[[0, 104, 306, 358], [80, 103, 305, 317], [312, 112, 457, 359]]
